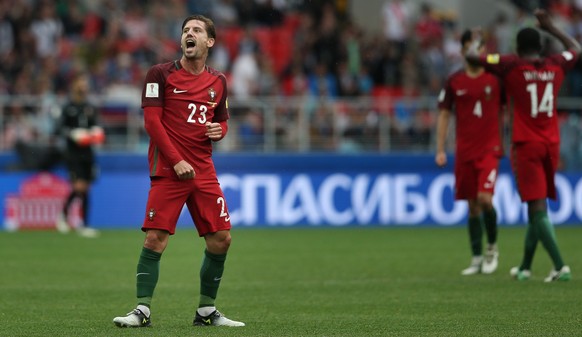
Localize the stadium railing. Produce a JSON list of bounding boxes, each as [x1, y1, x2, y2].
[[0, 94, 581, 164]]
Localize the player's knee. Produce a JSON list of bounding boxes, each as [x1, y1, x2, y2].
[[143, 230, 169, 252], [477, 194, 493, 209], [206, 231, 231, 254]]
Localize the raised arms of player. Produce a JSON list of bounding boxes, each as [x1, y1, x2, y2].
[[535, 9, 581, 53]]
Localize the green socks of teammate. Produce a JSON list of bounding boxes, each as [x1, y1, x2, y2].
[[520, 210, 564, 271], [482, 208, 498, 245], [520, 221, 538, 270], [199, 249, 226, 308], [136, 247, 161, 307], [468, 216, 483, 256], [468, 209, 498, 256], [531, 211, 564, 269]]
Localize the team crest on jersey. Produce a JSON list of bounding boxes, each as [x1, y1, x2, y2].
[[484, 85, 492, 100], [207, 87, 217, 107], [148, 208, 156, 221]]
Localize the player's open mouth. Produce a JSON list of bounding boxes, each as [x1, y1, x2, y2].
[[185, 39, 196, 50]]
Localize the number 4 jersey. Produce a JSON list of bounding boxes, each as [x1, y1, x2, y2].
[[141, 60, 229, 179], [438, 70, 503, 162], [481, 50, 579, 144]]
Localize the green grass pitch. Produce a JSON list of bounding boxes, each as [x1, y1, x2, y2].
[[1, 226, 581, 337]]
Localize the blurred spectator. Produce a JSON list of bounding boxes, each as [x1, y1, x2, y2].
[[307, 61, 338, 98], [414, 2, 443, 49], [234, 0, 258, 26], [238, 109, 264, 150], [2, 104, 37, 151], [310, 102, 335, 151], [281, 57, 309, 96], [58, 0, 85, 38], [186, 0, 213, 17], [419, 36, 446, 94], [356, 65, 374, 95], [489, 12, 514, 55], [256, 53, 280, 95], [230, 29, 260, 99], [336, 61, 359, 97], [0, 2, 14, 58], [312, 2, 341, 71], [211, 0, 239, 27], [255, 0, 285, 26], [30, 1, 63, 59], [381, 0, 413, 62], [208, 39, 230, 72]]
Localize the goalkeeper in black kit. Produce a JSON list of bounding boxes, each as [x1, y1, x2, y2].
[[54, 73, 105, 238]]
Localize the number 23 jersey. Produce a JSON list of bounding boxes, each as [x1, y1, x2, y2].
[[141, 60, 229, 179]]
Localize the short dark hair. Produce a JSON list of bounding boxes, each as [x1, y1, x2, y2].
[[516, 27, 542, 55], [460, 29, 473, 46], [181, 15, 216, 40]]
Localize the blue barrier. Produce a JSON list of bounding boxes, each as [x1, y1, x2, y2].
[[1, 153, 581, 229]]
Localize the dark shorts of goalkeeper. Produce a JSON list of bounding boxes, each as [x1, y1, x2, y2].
[[66, 158, 97, 182]]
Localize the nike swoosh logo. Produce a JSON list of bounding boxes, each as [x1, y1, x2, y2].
[[136, 273, 150, 277], [456, 89, 467, 96], [224, 216, 230, 222], [173, 88, 187, 94], [213, 277, 222, 281]]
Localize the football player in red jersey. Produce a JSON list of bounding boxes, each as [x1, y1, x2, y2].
[[436, 30, 503, 276], [113, 15, 244, 327], [466, 9, 581, 282]]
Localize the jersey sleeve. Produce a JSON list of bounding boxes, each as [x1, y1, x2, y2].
[[437, 77, 454, 111], [549, 48, 580, 71], [481, 54, 518, 78], [212, 74, 230, 123], [143, 106, 183, 166], [142, 65, 165, 108]]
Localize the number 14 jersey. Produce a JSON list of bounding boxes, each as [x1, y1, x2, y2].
[[481, 50, 579, 144]]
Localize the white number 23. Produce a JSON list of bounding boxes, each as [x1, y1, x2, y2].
[[187, 103, 208, 124]]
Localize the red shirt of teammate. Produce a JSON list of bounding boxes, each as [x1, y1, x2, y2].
[[482, 52, 577, 145], [438, 70, 502, 162], [481, 43, 578, 200]]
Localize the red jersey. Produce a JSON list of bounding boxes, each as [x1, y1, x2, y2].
[[141, 60, 229, 179], [481, 49, 579, 144], [438, 70, 502, 161]]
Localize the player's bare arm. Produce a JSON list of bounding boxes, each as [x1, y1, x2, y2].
[[535, 9, 582, 53], [435, 108, 450, 167]]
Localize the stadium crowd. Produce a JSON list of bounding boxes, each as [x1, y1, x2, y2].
[[1, 0, 582, 167]]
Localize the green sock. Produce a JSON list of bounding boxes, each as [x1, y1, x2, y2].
[[482, 208, 498, 245], [198, 249, 226, 308], [468, 216, 483, 256], [136, 247, 161, 307], [520, 222, 538, 271], [530, 211, 564, 270]]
